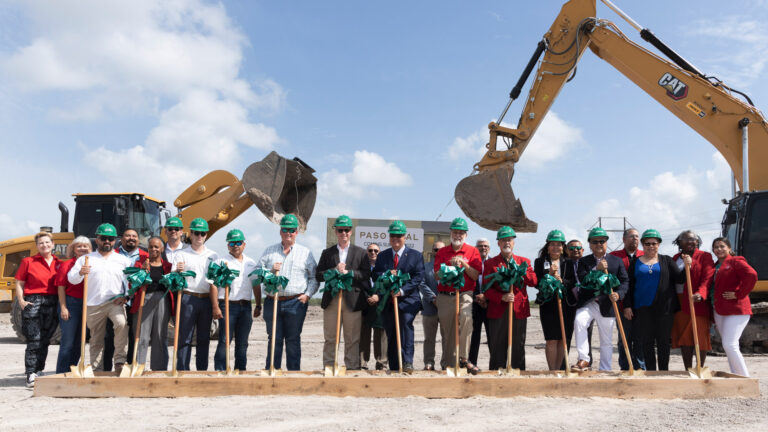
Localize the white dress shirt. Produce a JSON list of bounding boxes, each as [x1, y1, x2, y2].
[[214, 253, 258, 301], [68, 251, 131, 306]]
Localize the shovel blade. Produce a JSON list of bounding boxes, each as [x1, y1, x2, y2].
[[498, 367, 521, 376], [261, 368, 283, 377], [687, 367, 713, 379], [323, 365, 334, 377], [120, 365, 133, 378], [621, 369, 645, 377], [71, 363, 94, 378], [242, 151, 317, 232], [455, 163, 537, 232], [446, 367, 465, 377]]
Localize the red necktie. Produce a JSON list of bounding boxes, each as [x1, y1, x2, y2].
[[393, 253, 399, 269]]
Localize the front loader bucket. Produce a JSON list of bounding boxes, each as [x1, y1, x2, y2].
[[454, 163, 537, 232], [242, 151, 317, 232]]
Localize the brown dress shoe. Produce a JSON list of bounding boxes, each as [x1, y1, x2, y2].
[[572, 360, 590, 371]]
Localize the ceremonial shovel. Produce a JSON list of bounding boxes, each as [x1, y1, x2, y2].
[[71, 256, 94, 378], [685, 261, 712, 379], [446, 289, 466, 377], [262, 270, 283, 377], [222, 269, 238, 376], [324, 292, 347, 377], [556, 295, 574, 377], [606, 266, 643, 377], [392, 294, 404, 374], [169, 290, 183, 377], [121, 286, 146, 377], [498, 299, 521, 376]]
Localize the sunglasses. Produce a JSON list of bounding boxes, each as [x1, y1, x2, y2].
[[642, 242, 659, 247], [228, 241, 244, 247], [367, 249, 379, 254], [590, 239, 606, 245], [192, 231, 207, 237], [98, 236, 116, 242], [281, 228, 297, 233], [336, 228, 351, 233], [166, 227, 181, 232], [390, 234, 404, 238], [568, 246, 583, 251]]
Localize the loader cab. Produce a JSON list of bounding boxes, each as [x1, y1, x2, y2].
[[72, 193, 167, 248], [722, 191, 768, 299]]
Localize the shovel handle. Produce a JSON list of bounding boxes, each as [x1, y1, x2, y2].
[[269, 270, 280, 374], [455, 290, 461, 371], [225, 281, 231, 373], [79, 257, 90, 367], [334, 291, 343, 371], [684, 261, 703, 377], [393, 296, 403, 373], [612, 298, 634, 374], [171, 290, 182, 375], [131, 287, 146, 368], [556, 297, 569, 373], [506, 300, 514, 371]]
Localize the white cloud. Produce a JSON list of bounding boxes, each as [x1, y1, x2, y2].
[[318, 151, 412, 200], [447, 112, 582, 169], [0, 213, 42, 240]]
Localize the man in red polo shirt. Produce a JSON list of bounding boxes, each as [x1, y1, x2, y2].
[[434, 217, 482, 374], [609, 228, 643, 371]]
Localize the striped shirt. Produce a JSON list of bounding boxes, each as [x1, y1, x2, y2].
[[257, 242, 318, 297]]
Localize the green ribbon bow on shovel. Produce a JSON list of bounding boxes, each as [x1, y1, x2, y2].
[[250, 268, 289, 295], [111, 267, 152, 300], [580, 270, 620, 296], [373, 270, 411, 315], [321, 269, 354, 297], [206, 262, 240, 292], [159, 271, 197, 298], [482, 258, 528, 293], [437, 264, 465, 290], [535, 274, 565, 304]]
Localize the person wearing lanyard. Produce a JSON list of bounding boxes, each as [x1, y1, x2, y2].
[[54, 235, 92, 374], [16, 232, 61, 387], [67, 223, 132, 374], [711, 237, 757, 377], [132, 236, 173, 370], [257, 214, 318, 371], [173, 218, 218, 371], [623, 229, 685, 371], [212, 229, 260, 372], [534, 230, 570, 371]]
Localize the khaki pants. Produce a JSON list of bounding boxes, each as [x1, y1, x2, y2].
[[323, 295, 362, 369], [87, 301, 128, 370], [422, 313, 439, 367], [437, 292, 473, 368]]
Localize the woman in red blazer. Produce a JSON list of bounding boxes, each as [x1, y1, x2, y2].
[[711, 237, 757, 377]]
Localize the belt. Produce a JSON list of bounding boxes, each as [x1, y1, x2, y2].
[[266, 294, 300, 301], [221, 299, 251, 305], [183, 291, 209, 298], [438, 291, 458, 296]]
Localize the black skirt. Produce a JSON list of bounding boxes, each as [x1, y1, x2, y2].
[[539, 299, 576, 341]]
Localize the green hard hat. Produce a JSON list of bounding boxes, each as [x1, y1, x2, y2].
[[641, 229, 662, 242], [588, 227, 609, 239], [449, 217, 469, 231], [280, 214, 299, 229], [497, 226, 516, 240], [226, 229, 245, 242], [190, 217, 209, 232], [165, 217, 183, 228], [95, 223, 117, 237], [333, 215, 353, 228], [547, 229, 566, 242], [388, 220, 407, 235]]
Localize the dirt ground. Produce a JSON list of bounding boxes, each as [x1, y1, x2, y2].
[[1, 306, 766, 431]]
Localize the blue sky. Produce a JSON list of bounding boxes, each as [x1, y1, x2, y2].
[[1, 0, 766, 261]]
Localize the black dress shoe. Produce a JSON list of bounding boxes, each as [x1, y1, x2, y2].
[[375, 362, 385, 370], [403, 363, 414, 374]]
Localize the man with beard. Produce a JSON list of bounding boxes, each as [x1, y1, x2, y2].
[[68, 223, 132, 373]]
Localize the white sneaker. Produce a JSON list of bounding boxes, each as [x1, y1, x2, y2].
[[26, 372, 37, 388]]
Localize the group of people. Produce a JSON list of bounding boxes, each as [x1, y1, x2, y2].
[[15, 215, 757, 386]]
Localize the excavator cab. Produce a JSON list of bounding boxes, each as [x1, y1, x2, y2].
[[72, 193, 166, 247]]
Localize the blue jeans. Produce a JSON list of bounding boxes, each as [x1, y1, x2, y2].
[[263, 297, 308, 371], [214, 301, 253, 371], [56, 295, 83, 373], [383, 304, 416, 369], [177, 294, 213, 371]]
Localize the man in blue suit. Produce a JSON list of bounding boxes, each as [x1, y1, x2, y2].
[[371, 220, 424, 374]]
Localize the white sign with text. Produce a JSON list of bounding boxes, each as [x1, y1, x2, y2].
[[355, 226, 424, 252]]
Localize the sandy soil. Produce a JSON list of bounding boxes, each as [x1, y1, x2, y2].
[[0, 307, 766, 431]]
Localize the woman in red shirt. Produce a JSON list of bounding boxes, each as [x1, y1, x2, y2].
[[55, 236, 92, 374], [15, 232, 61, 386], [711, 237, 757, 377]]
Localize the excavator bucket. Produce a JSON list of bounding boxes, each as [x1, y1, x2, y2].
[[454, 162, 537, 232], [242, 151, 317, 232]]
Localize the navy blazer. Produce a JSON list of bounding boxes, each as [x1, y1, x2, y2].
[[372, 246, 424, 314], [566, 254, 629, 317]]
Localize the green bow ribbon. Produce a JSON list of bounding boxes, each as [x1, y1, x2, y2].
[[159, 271, 197, 298], [482, 258, 528, 293], [437, 264, 465, 290], [535, 274, 564, 304], [321, 269, 353, 297], [206, 262, 240, 291], [580, 270, 620, 296], [111, 267, 152, 300], [249, 268, 289, 295], [373, 270, 411, 315]]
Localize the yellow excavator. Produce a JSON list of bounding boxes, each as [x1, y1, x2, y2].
[[0, 151, 317, 340], [455, 0, 768, 352]]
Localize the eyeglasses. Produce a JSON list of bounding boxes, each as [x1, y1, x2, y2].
[[336, 228, 351, 233], [642, 242, 659, 247], [390, 234, 404, 238], [433, 248, 440, 252], [568, 246, 583, 251], [166, 227, 181, 232], [281, 228, 297, 233], [98, 236, 116, 242], [192, 231, 207, 237], [367, 249, 379, 254], [476, 245, 489, 248], [228, 241, 244, 247], [590, 239, 606, 245]]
